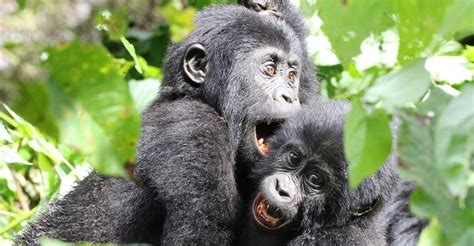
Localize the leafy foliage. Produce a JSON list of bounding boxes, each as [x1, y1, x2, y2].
[[0, 0, 473, 245]]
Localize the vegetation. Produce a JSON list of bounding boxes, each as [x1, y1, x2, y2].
[[0, 0, 472, 245]]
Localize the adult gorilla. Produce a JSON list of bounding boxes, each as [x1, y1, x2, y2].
[[15, 3, 317, 245]]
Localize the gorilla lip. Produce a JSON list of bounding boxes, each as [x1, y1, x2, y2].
[[253, 192, 287, 229], [254, 121, 283, 156]]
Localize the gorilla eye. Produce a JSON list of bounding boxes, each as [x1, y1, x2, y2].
[[287, 150, 302, 166], [288, 71, 297, 82], [307, 174, 323, 190], [264, 63, 277, 76]]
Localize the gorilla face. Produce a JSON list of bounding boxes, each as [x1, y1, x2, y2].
[[243, 46, 301, 157], [172, 5, 306, 161], [246, 101, 399, 244], [251, 125, 347, 230]]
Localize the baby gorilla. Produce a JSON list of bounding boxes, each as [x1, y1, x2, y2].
[[239, 100, 400, 245]]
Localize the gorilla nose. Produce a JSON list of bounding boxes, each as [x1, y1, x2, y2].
[[275, 179, 290, 198], [274, 175, 295, 200], [273, 89, 298, 105]]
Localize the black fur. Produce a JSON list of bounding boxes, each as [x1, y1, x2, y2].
[[15, 3, 316, 245], [384, 181, 429, 246]]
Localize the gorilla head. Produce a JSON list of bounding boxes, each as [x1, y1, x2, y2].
[[160, 5, 317, 152], [241, 100, 399, 245]]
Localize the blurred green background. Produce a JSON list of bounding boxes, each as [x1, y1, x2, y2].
[[0, 0, 473, 245]]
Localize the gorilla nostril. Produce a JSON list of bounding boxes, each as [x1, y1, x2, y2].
[[281, 94, 293, 104], [275, 179, 290, 198], [273, 89, 297, 104]]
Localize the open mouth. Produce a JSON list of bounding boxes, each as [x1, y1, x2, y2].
[[252, 192, 287, 229], [254, 121, 283, 156]]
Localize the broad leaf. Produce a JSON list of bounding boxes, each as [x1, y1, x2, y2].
[[317, 0, 392, 65], [364, 59, 431, 110], [128, 78, 160, 112], [435, 85, 474, 167], [44, 41, 140, 176], [344, 98, 392, 187]]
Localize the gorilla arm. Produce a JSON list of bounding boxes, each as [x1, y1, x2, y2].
[[135, 97, 239, 245]]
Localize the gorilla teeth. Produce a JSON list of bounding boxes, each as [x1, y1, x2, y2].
[[253, 193, 284, 229], [257, 138, 269, 156]]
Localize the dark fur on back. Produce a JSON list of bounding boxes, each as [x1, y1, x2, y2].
[[385, 181, 428, 246]]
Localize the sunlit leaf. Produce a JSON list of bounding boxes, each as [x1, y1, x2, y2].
[[159, 5, 196, 42], [418, 218, 447, 246], [120, 36, 143, 74], [435, 85, 474, 167], [365, 59, 431, 110], [0, 146, 31, 165], [0, 124, 12, 143], [317, 0, 393, 65], [344, 98, 392, 187], [465, 46, 474, 62], [95, 8, 128, 40], [37, 153, 53, 172], [425, 56, 473, 84], [416, 86, 454, 116], [44, 41, 140, 176], [128, 79, 160, 113]]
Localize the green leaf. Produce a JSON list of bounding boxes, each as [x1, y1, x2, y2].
[[12, 82, 58, 139], [138, 57, 163, 79], [112, 58, 134, 76], [440, 0, 474, 43], [37, 153, 53, 172], [0, 162, 16, 192], [344, 98, 392, 187], [416, 86, 454, 116], [399, 115, 473, 242], [120, 36, 143, 74], [317, 0, 474, 65], [0, 123, 12, 143], [410, 187, 440, 218], [317, 0, 393, 65], [364, 59, 431, 110], [16, 0, 26, 10], [390, 0, 452, 64], [443, 164, 469, 198], [44, 41, 140, 176], [435, 85, 474, 167], [455, 228, 474, 246], [0, 146, 31, 165], [418, 218, 448, 246], [128, 79, 160, 113], [95, 8, 128, 40], [425, 56, 473, 84], [465, 46, 474, 62], [159, 5, 196, 42]]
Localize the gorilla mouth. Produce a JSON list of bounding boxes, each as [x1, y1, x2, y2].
[[255, 121, 283, 156], [252, 192, 287, 229]]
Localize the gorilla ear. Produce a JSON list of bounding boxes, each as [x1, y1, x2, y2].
[[184, 43, 208, 84]]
